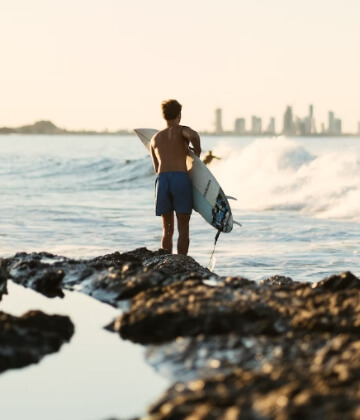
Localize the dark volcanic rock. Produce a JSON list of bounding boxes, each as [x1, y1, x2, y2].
[[0, 260, 8, 301], [0, 310, 74, 373], [1, 252, 65, 298], [113, 270, 360, 345], [114, 279, 282, 344], [1, 248, 211, 305], [146, 362, 360, 420], [312, 271, 360, 291], [109, 268, 360, 419]]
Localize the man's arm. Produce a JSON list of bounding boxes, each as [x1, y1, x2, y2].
[[182, 126, 201, 157], [150, 139, 159, 173]]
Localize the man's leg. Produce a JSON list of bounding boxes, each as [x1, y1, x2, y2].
[[161, 211, 174, 253], [176, 213, 191, 255]]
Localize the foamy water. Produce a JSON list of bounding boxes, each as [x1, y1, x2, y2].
[[211, 136, 360, 222]]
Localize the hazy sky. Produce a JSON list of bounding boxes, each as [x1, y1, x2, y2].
[[1, 0, 359, 132]]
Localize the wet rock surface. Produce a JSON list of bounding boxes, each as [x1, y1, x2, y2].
[[0, 260, 8, 301], [0, 310, 74, 373], [2, 249, 360, 419], [2, 248, 210, 305]]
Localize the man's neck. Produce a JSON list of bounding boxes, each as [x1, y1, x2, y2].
[[167, 120, 180, 128]]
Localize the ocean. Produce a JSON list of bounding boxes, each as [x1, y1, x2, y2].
[[1, 133, 359, 281], [1, 133, 360, 419]]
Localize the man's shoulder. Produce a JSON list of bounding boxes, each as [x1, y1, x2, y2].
[[181, 125, 199, 138], [151, 129, 163, 142]]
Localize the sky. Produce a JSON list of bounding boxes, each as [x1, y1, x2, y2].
[[1, 0, 359, 133]]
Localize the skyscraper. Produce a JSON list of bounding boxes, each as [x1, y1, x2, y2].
[[309, 104, 314, 120], [283, 106, 294, 135], [251, 116, 262, 135], [306, 104, 315, 134], [334, 118, 342, 135], [328, 111, 335, 134], [234, 118, 246, 135], [215, 109, 223, 134], [267, 117, 276, 135]]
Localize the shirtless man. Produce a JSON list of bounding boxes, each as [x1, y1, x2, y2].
[[150, 99, 201, 255]]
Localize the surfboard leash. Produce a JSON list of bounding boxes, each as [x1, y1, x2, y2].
[[207, 230, 221, 272]]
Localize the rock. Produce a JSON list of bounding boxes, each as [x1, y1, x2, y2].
[[146, 364, 360, 419], [1, 248, 212, 305], [114, 268, 360, 418], [312, 271, 360, 291], [259, 274, 297, 286], [0, 260, 8, 301], [1, 252, 65, 298], [0, 310, 74, 373], [112, 278, 283, 344]]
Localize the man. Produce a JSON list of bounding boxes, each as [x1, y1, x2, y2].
[[150, 99, 201, 255]]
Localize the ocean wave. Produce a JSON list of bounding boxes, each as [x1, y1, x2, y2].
[[0, 155, 155, 191], [211, 137, 360, 222]]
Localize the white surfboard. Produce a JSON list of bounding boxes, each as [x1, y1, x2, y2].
[[134, 128, 235, 233]]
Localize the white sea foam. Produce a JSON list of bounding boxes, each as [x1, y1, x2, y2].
[[211, 137, 360, 222]]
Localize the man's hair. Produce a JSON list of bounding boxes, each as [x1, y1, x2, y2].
[[161, 99, 182, 121]]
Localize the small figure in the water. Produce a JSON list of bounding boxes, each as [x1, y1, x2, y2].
[[203, 150, 220, 166]]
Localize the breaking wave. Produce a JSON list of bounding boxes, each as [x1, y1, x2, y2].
[[211, 137, 360, 222]]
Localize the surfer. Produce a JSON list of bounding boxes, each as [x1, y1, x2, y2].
[[150, 99, 201, 255], [202, 150, 220, 166]]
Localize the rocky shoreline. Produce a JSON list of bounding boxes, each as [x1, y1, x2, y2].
[[1, 248, 360, 419]]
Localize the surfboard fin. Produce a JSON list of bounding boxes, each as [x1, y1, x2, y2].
[[226, 195, 237, 201], [234, 220, 242, 227]]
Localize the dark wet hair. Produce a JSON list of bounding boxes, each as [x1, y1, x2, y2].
[[161, 99, 182, 121]]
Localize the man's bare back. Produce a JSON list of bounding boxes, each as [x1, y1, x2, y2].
[[151, 125, 201, 174]]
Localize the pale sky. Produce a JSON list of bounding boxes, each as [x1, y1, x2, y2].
[[1, 0, 359, 132]]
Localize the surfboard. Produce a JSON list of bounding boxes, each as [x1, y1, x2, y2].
[[134, 128, 235, 233]]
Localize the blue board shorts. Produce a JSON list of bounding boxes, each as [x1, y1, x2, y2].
[[155, 171, 193, 216]]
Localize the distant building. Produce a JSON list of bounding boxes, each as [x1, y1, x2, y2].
[[305, 104, 316, 134], [234, 118, 246, 135], [266, 117, 276, 135], [283, 106, 295, 135], [214, 108, 223, 134], [328, 111, 342, 135], [328, 111, 335, 134], [334, 118, 342, 135], [251, 116, 262, 135], [295, 117, 306, 135], [309, 104, 314, 119]]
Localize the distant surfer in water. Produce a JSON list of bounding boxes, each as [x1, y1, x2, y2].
[[203, 150, 220, 166], [150, 99, 201, 255]]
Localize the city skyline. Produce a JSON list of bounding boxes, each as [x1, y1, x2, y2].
[[1, 1, 359, 132], [213, 104, 358, 136], [1, 102, 359, 136]]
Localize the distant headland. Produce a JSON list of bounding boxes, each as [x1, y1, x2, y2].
[[0, 120, 130, 135]]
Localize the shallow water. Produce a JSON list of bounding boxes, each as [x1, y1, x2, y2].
[[0, 282, 168, 420]]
